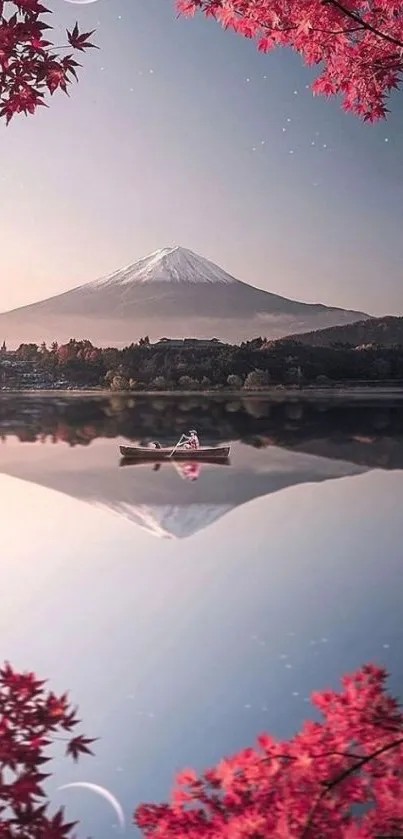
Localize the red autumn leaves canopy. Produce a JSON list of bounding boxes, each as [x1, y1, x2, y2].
[[1, 1, 402, 123], [1, 661, 403, 837], [0, 661, 96, 838], [176, 0, 403, 121], [135, 664, 403, 839], [0, 0, 96, 123]]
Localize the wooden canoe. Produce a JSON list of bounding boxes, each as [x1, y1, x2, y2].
[[119, 444, 231, 462]]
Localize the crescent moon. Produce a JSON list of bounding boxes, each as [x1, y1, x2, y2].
[[58, 782, 125, 829]]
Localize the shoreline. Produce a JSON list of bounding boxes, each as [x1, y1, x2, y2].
[[1, 385, 403, 401]]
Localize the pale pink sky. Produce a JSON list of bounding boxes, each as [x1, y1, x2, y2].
[[0, 0, 402, 316]]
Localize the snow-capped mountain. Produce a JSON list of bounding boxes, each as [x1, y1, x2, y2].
[[0, 246, 369, 345], [90, 247, 237, 288], [0, 439, 368, 540]]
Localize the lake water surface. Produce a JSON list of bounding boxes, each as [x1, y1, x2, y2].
[[1, 394, 402, 837]]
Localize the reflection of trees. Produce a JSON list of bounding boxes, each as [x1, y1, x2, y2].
[[284, 401, 304, 422], [135, 665, 403, 839], [225, 400, 242, 413], [1, 396, 403, 468], [242, 399, 271, 419]]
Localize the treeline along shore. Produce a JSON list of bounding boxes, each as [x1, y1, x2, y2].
[[1, 334, 403, 392]]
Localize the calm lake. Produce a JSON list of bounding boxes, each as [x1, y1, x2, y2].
[[1, 394, 403, 837]]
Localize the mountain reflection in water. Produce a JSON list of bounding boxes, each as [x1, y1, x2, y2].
[[0, 435, 376, 540], [1, 395, 403, 539]]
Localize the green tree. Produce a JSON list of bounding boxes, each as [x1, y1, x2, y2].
[[178, 375, 199, 390], [16, 343, 39, 361], [286, 365, 303, 385], [152, 376, 168, 390], [243, 369, 270, 390], [110, 375, 129, 391], [371, 358, 391, 379], [316, 374, 331, 386], [227, 374, 243, 389]]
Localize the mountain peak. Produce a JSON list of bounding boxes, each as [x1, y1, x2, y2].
[[90, 246, 239, 289]]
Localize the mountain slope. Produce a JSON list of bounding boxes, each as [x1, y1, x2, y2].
[[0, 246, 369, 346], [280, 316, 403, 348]]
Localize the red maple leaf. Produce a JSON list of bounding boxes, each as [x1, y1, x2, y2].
[[0, 2, 97, 123], [134, 663, 403, 839], [67, 23, 98, 53], [41, 808, 79, 839], [0, 661, 96, 837], [66, 735, 97, 762]]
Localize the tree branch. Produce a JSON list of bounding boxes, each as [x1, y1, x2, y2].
[[322, 0, 403, 49], [301, 737, 403, 839], [326, 737, 403, 792]]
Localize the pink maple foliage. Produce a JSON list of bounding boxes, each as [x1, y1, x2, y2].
[[176, 0, 403, 121], [0, 661, 96, 838], [134, 664, 403, 839], [0, 0, 96, 124]]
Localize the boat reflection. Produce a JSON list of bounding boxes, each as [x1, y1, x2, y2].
[[119, 454, 230, 469], [174, 461, 201, 482], [119, 454, 230, 483]]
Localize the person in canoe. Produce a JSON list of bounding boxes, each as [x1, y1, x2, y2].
[[180, 429, 200, 450]]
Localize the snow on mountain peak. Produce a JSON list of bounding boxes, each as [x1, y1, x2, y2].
[[107, 502, 234, 539], [90, 246, 239, 288]]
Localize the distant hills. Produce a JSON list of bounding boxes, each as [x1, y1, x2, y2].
[[281, 316, 403, 348], [0, 246, 369, 346]]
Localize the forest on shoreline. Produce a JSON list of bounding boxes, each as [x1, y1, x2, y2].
[[2, 336, 403, 392]]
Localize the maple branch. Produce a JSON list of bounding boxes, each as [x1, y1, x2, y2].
[[204, 0, 403, 46], [312, 26, 363, 35], [326, 737, 403, 792], [229, 14, 363, 39], [322, 0, 403, 49], [301, 737, 403, 839]]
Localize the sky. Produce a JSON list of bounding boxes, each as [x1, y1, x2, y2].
[[0, 0, 402, 316]]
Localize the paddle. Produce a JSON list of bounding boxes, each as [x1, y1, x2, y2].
[[168, 433, 186, 458]]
